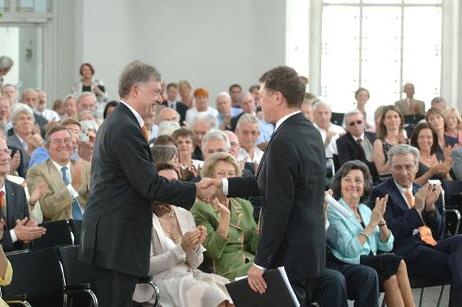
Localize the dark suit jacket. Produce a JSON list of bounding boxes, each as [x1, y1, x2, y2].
[[227, 113, 326, 282], [230, 112, 244, 132], [1, 180, 29, 251], [369, 178, 444, 256], [80, 103, 196, 277], [336, 131, 375, 166]]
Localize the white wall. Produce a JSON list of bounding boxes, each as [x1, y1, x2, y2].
[[77, 0, 286, 102]]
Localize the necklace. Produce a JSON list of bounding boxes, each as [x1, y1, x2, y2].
[[159, 211, 182, 243]]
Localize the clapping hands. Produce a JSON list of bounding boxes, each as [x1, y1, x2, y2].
[[370, 194, 388, 227], [415, 183, 442, 212], [180, 226, 207, 252]]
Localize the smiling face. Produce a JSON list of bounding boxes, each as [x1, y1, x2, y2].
[[133, 79, 163, 119], [212, 160, 237, 180], [416, 128, 434, 152], [47, 129, 73, 165], [314, 104, 332, 130], [340, 169, 365, 202]]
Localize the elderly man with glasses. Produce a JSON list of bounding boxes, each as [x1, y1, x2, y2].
[[26, 125, 90, 221]]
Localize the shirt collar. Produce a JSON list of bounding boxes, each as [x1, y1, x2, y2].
[[51, 159, 71, 172], [352, 132, 365, 141], [120, 100, 144, 128], [275, 111, 301, 131], [0, 181, 5, 194], [393, 179, 413, 193]]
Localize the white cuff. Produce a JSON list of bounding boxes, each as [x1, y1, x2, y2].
[[222, 178, 229, 196], [66, 184, 79, 198], [10, 229, 17, 243]]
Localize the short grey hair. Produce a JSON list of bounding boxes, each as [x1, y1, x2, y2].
[[0, 56, 13, 71], [236, 113, 260, 130], [216, 92, 231, 101], [77, 92, 97, 104], [151, 145, 177, 164], [158, 107, 180, 123], [342, 110, 364, 128], [388, 144, 420, 166], [11, 103, 34, 126], [119, 60, 161, 98], [201, 129, 231, 151], [191, 113, 218, 130], [313, 101, 332, 112], [158, 120, 181, 136], [239, 90, 253, 101]]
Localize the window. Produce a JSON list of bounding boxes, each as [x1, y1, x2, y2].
[[320, 0, 442, 112]]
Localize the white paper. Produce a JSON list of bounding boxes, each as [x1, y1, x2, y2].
[[277, 266, 300, 307], [325, 193, 352, 219]]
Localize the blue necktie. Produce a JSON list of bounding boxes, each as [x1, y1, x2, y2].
[[61, 166, 83, 220]]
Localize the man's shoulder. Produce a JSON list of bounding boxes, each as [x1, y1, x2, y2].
[[28, 159, 52, 173]]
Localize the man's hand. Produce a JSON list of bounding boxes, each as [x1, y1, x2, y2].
[[29, 182, 48, 206], [248, 264, 267, 294], [196, 178, 222, 203], [414, 183, 429, 212], [425, 184, 442, 212], [14, 217, 46, 243]]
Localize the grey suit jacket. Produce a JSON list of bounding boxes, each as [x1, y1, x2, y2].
[[7, 134, 30, 175]]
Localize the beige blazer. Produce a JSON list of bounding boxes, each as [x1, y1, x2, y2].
[[26, 159, 91, 221], [395, 98, 426, 116]]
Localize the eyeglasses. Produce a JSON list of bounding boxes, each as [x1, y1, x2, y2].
[[49, 138, 73, 145], [348, 120, 363, 126], [0, 149, 12, 157]]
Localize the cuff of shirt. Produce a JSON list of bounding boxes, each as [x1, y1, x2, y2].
[[10, 229, 17, 243], [66, 184, 79, 198], [222, 178, 229, 196], [252, 263, 266, 271]]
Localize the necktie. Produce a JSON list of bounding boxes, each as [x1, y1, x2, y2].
[[405, 188, 437, 246], [356, 138, 362, 145], [61, 166, 83, 220], [0, 191, 6, 220], [141, 126, 149, 142]]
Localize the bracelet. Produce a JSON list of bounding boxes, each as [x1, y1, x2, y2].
[[358, 232, 369, 240], [378, 223, 386, 227]]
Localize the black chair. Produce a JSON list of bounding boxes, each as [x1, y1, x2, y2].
[[330, 112, 345, 126], [57, 245, 98, 307], [31, 220, 74, 250], [132, 277, 160, 307], [2, 248, 64, 306], [68, 219, 82, 245]]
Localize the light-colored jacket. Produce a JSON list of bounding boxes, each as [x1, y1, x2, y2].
[[327, 198, 394, 264]]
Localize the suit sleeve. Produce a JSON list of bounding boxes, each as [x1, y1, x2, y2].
[[336, 138, 351, 166], [254, 138, 297, 267], [370, 187, 423, 241], [111, 124, 196, 209], [227, 176, 260, 198], [422, 197, 444, 240]]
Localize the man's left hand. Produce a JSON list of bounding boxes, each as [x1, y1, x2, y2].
[[248, 264, 267, 294]]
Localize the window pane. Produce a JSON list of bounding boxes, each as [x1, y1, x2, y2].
[[0, 0, 8, 12], [17, 0, 33, 12], [321, 6, 360, 111], [404, 0, 441, 4], [323, 0, 359, 4], [361, 6, 401, 110], [402, 7, 441, 104], [363, 0, 401, 4]]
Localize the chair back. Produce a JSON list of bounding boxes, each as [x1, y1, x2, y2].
[[32, 219, 74, 249], [2, 248, 64, 299], [58, 245, 94, 287], [442, 180, 462, 210], [69, 219, 82, 245]]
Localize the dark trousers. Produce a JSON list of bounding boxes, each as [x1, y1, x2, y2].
[[403, 235, 462, 307], [311, 268, 348, 307], [327, 260, 379, 307], [93, 265, 138, 307]]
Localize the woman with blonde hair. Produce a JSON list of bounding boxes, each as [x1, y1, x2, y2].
[[443, 107, 462, 145]]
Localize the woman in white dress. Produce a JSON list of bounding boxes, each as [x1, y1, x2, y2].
[[133, 163, 233, 307]]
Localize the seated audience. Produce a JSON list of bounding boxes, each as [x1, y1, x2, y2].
[[76, 92, 97, 115], [216, 92, 233, 131], [178, 80, 194, 108], [370, 144, 462, 306], [171, 128, 202, 179], [426, 107, 458, 154], [52, 99, 65, 120], [410, 122, 452, 185], [157, 121, 180, 137], [431, 97, 447, 112], [26, 125, 90, 221], [336, 110, 376, 169], [157, 107, 181, 124], [72, 62, 108, 103], [0, 137, 46, 251], [20, 89, 48, 135], [394, 83, 425, 116], [163, 82, 188, 123], [327, 160, 414, 307], [191, 114, 216, 161], [63, 94, 78, 120], [133, 163, 233, 307], [154, 135, 176, 146], [185, 88, 218, 126], [229, 84, 243, 117], [0, 96, 10, 132], [443, 107, 462, 145], [235, 114, 264, 165], [1, 84, 18, 105], [150, 145, 178, 166], [354, 87, 374, 130], [230, 91, 256, 131], [191, 153, 258, 280], [225, 131, 240, 159], [201, 129, 230, 161], [35, 90, 60, 122], [373, 105, 407, 176], [103, 100, 119, 120]]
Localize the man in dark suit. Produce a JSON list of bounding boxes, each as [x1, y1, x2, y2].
[[162, 82, 188, 123], [336, 110, 377, 177], [80, 61, 216, 307], [212, 66, 331, 305], [370, 144, 462, 306], [0, 137, 46, 251]]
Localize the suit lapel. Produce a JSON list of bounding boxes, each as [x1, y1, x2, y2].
[[4, 181, 16, 229], [388, 180, 411, 212]]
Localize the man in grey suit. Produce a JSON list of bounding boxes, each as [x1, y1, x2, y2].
[[80, 61, 216, 307], [395, 82, 426, 116]]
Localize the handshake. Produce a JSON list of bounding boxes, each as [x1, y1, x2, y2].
[[195, 178, 224, 203]]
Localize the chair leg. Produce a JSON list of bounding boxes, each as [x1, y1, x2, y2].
[[418, 287, 424, 307], [436, 285, 445, 307]]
